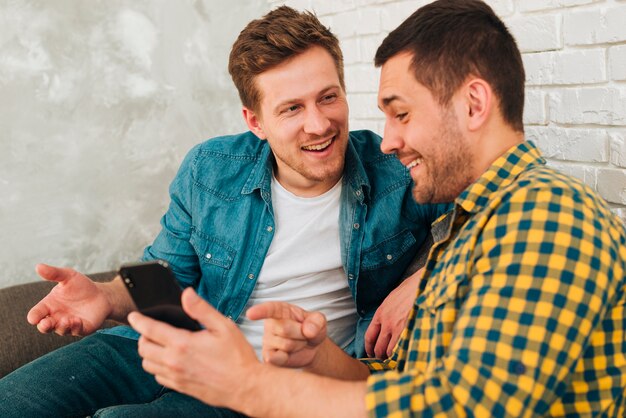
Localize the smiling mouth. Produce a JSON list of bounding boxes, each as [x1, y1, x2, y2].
[[301, 137, 334, 152], [406, 157, 423, 169]]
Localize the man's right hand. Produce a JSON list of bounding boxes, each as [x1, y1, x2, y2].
[[247, 301, 371, 381], [27, 264, 114, 336], [246, 301, 328, 369]]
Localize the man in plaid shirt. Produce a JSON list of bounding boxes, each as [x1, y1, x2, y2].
[[128, 1, 626, 416]]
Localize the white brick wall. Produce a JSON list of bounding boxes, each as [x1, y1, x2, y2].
[[269, 0, 626, 221]]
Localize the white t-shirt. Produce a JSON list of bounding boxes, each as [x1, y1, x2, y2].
[[237, 176, 358, 360]]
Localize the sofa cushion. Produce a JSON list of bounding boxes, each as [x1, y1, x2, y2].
[[0, 271, 117, 378]]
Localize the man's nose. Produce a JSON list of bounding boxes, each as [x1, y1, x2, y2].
[[303, 106, 331, 136], [380, 123, 402, 155]]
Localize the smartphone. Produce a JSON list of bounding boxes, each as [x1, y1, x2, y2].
[[119, 260, 201, 331]]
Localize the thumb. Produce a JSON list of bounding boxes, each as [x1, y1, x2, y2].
[[35, 263, 73, 283], [181, 287, 224, 330], [302, 311, 327, 345]]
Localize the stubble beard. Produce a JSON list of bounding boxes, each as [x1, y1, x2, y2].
[[412, 109, 474, 204], [277, 130, 348, 184]]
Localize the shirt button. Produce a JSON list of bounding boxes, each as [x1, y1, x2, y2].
[[226, 315, 233, 320], [248, 273, 255, 279], [386, 254, 393, 260], [348, 274, 354, 280], [205, 253, 212, 260], [266, 226, 273, 232], [353, 223, 360, 230], [355, 190, 362, 197]]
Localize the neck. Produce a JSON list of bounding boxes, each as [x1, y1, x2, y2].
[[274, 173, 342, 198], [470, 123, 525, 181]]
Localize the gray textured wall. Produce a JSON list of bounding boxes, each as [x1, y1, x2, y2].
[[1, 1, 269, 287]]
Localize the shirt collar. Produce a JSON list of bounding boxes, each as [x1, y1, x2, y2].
[[456, 140, 546, 214], [241, 140, 273, 195], [343, 134, 370, 203]]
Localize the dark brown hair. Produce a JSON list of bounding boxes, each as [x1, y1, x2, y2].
[[228, 6, 344, 113], [375, 0, 525, 132]]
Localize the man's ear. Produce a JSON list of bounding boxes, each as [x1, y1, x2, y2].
[[465, 78, 492, 132], [242, 107, 267, 140]]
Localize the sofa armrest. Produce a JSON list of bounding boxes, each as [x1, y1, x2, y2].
[[0, 271, 118, 378]]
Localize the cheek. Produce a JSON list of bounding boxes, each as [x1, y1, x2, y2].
[[326, 103, 349, 123], [405, 127, 426, 149], [271, 119, 302, 142], [416, 119, 442, 147]]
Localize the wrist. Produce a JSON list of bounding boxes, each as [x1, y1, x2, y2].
[[305, 337, 332, 374], [237, 362, 272, 417], [97, 277, 130, 321]]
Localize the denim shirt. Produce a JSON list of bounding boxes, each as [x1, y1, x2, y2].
[[102, 130, 450, 357]]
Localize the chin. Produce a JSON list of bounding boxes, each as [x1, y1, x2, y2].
[[411, 189, 433, 205]]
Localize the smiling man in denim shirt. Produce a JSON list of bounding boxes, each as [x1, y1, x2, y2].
[[0, 6, 448, 417]]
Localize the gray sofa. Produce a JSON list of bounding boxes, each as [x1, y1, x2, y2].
[[0, 271, 117, 378]]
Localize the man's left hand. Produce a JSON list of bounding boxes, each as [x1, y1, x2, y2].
[[364, 268, 422, 359]]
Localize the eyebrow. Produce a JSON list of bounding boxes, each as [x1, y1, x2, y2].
[[378, 95, 400, 111]]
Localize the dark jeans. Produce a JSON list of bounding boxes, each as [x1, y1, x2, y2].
[[0, 333, 245, 417]]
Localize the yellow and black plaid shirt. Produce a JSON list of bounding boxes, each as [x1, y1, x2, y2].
[[362, 141, 626, 417]]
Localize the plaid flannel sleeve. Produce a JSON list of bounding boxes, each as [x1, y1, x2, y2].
[[363, 184, 619, 417]]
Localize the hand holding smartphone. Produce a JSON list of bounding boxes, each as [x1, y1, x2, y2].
[[119, 260, 201, 331]]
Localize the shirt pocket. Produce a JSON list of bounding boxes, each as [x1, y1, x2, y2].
[[360, 228, 417, 271], [189, 232, 236, 295], [413, 272, 464, 367]]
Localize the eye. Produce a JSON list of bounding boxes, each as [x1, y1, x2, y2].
[[395, 112, 408, 121], [281, 104, 301, 115], [320, 94, 337, 104]]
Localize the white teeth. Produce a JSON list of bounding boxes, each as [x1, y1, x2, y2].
[[406, 158, 422, 169], [302, 138, 333, 151]]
